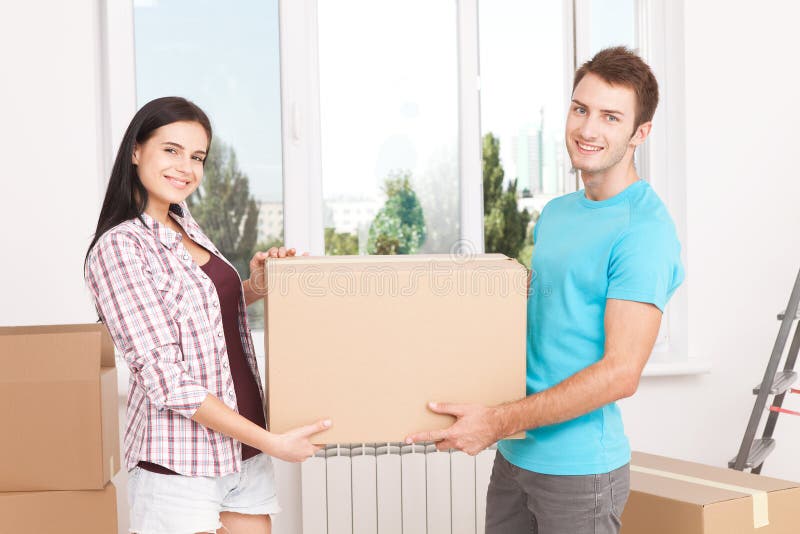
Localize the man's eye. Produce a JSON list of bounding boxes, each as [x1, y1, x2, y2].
[[607, 115, 619, 122]]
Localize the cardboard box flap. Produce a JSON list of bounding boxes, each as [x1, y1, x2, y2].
[[631, 452, 799, 504], [270, 253, 514, 265], [0, 323, 115, 367], [631, 452, 798, 510], [267, 253, 526, 273]]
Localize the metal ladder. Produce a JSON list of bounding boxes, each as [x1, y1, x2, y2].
[[730, 267, 800, 473]]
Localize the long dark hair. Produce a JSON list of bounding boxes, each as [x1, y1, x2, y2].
[[84, 97, 212, 274]]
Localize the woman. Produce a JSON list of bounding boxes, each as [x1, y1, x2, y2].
[[84, 96, 330, 534]]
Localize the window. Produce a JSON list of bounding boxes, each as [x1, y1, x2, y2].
[[317, 0, 461, 256], [110, 0, 690, 372], [133, 0, 283, 329]]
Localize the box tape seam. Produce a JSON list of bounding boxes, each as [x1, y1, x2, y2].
[[630, 464, 769, 528]]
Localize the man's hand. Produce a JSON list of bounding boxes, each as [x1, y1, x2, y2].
[[404, 402, 505, 456]]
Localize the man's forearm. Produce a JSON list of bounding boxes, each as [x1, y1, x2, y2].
[[495, 356, 637, 437]]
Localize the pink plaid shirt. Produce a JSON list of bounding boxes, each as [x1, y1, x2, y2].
[[85, 201, 264, 477]]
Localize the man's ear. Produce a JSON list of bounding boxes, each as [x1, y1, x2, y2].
[[630, 121, 652, 148]]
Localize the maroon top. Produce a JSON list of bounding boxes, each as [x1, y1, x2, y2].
[[138, 252, 266, 475]]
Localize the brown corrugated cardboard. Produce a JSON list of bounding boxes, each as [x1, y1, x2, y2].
[[0, 482, 117, 533], [621, 451, 800, 533], [0, 323, 120, 491], [264, 254, 528, 443]]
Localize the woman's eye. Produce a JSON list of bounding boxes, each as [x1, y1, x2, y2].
[[192, 156, 205, 162], [165, 148, 177, 154]]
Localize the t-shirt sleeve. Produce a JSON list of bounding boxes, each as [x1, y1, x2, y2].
[[606, 222, 685, 311]]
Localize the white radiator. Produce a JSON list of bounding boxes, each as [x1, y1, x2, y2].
[[300, 443, 497, 534]]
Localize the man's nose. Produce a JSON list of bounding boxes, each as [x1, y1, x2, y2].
[[578, 116, 600, 140]]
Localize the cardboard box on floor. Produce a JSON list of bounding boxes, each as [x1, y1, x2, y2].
[[622, 451, 800, 534], [264, 254, 528, 443], [0, 323, 120, 491], [0, 482, 117, 533]]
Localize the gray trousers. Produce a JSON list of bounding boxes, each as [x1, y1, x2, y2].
[[485, 452, 630, 534]]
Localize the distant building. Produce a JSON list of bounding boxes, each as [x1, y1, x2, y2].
[[258, 201, 283, 240], [511, 119, 543, 195], [508, 107, 568, 197], [324, 197, 382, 235]]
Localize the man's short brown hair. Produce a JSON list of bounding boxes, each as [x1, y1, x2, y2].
[[573, 46, 659, 131]]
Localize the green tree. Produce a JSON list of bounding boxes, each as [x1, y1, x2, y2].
[[325, 227, 359, 255], [483, 133, 531, 260], [367, 172, 427, 255], [516, 209, 539, 269], [187, 137, 260, 275]]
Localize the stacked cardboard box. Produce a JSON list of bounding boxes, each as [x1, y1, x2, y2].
[[0, 323, 120, 533], [263, 253, 529, 443], [622, 451, 800, 534]]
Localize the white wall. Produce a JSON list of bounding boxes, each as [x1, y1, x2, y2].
[[0, 0, 109, 326], [619, 0, 800, 481]]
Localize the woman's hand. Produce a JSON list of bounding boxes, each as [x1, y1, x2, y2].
[[243, 245, 309, 305], [249, 246, 301, 279], [262, 419, 332, 463]]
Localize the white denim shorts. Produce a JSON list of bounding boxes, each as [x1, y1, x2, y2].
[[128, 453, 281, 534]]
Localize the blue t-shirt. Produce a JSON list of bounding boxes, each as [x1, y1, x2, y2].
[[498, 179, 684, 475]]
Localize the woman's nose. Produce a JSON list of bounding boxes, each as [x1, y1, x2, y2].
[[176, 156, 192, 173]]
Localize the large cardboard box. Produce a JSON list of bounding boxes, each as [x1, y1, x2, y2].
[[0, 323, 120, 491], [621, 451, 800, 533], [264, 254, 528, 443], [0, 482, 117, 533]]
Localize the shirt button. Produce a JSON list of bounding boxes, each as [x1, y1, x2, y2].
[[213, 301, 218, 307], [183, 254, 189, 260], [222, 360, 229, 369], [228, 390, 235, 399], [217, 330, 223, 338]]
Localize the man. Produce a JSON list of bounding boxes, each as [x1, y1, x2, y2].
[[407, 47, 684, 533]]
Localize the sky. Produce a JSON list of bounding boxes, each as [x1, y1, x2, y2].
[[134, 0, 634, 204]]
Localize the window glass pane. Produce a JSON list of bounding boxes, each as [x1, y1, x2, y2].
[[317, 0, 460, 255], [133, 0, 283, 329], [479, 1, 569, 267], [590, 0, 637, 55]]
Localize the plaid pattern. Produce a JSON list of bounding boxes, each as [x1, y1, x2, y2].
[[85, 201, 263, 476]]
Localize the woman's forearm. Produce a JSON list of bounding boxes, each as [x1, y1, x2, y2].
[[191, 393, 327, 463], [191, 393, 274, 453], [242, 277, 263, 307]]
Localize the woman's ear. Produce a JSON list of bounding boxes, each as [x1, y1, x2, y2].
[[132, 144, 140, 166]]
